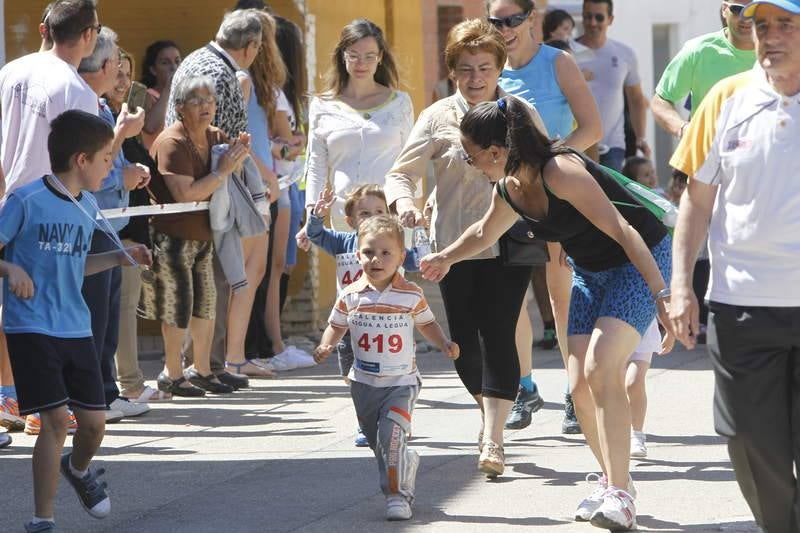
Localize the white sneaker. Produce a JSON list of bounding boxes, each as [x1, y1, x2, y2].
[[110, 398, 150, 418], [386, 495, 412, 521], [630, 432, 647, 458], [104, 408, 125, 424], [270, 346, 316, 371], [590, 488, 637, 531], [575, 473, 608, 521]]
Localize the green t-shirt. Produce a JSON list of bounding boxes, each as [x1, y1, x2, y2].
[[655, 29, 755, 116]]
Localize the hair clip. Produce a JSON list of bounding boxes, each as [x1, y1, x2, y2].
[[497, 98, 507, 111]]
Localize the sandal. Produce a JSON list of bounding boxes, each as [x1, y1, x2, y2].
[[157, 372, 205, 397], [185, 369, 235, 394], [225, 359, 277, 378], [125, 385, 171, 403]]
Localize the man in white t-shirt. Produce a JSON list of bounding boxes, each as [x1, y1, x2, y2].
[[574, 0, 650, 171], [0, 0, 100, 198], [670, 1, 800, 530]]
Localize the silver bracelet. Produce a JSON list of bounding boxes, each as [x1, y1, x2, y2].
[[654, 288, 671, 301]]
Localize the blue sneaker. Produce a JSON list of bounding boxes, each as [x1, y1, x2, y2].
[[24, 520, 55, 532], [504, 386, 544, 429], [59, 453, 111, 518], [354, 427, 369, 447]]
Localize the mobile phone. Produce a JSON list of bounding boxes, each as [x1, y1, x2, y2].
[[127, 81, 148, 111]]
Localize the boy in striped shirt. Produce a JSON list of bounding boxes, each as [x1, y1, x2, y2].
[[313, 215, 459, 521]]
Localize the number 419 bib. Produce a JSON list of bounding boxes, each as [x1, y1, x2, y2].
[[349, 311, 416, 377]]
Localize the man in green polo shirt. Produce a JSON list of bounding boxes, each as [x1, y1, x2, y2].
[[651, 1, 755, 138]]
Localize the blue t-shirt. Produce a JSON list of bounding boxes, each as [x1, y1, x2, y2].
[[246, 83, 275, 173], [0, 178, 97, 337], [499, 44, 574, 140]]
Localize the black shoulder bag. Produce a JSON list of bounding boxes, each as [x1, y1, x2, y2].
[[495, 178, 549, 266]]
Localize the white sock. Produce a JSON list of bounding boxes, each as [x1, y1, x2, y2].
[[632, 430, 645, 440], [31, 516, 54, 524], [69, 460, 88, 479]]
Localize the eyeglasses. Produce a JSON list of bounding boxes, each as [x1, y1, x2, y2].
[[583, 13, 607, 23], [722, 2, 745, 16], [487, 11, 531, 30], [462, 147, 489, 166], [183, 96, 216, 106], [343, 52, 380, 64], [83, 23, 102, 33]]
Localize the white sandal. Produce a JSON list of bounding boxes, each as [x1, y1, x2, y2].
[[225, 359, 277, 378]]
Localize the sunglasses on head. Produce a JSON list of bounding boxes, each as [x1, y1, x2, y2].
[[583, 13, 606, 23], [487, 10, 531, 30], [722, 2, 745, 16]]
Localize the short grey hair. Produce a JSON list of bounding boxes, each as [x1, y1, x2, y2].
[[78, 26, 118, 73], [173, 75, 218, 106], [215, 9, 262, 50]]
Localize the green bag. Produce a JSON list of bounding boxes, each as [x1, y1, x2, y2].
[[601, 165, 679, 233]]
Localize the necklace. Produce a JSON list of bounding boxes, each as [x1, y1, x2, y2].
[[182, 123, 209, 165]]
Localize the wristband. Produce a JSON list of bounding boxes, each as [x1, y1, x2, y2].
[[654, 288, 671, 301]]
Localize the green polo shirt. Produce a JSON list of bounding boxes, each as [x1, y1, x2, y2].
[[655, 29, 755, 116]]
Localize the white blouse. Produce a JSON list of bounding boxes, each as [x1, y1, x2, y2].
[[304, 90, 414, 224]]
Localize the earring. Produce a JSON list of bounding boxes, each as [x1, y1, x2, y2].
[[493, 159, 498, 164]]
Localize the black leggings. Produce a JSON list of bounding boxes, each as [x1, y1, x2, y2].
[[439, 258, 532, 401]]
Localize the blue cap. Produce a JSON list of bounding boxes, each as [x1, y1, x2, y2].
[[743, 0, 800, 18]]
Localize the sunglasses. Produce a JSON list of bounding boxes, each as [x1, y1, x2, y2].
[[487, 10, 531, 30], [462, 147, 489, 167], [722, 2, 745, 16], [583, 13, 607, 23]]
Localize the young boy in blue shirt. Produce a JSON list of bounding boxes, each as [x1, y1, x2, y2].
[[0, 110, 151, 532]]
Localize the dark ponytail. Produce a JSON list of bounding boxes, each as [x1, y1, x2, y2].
[[460, 96, 568, 177]]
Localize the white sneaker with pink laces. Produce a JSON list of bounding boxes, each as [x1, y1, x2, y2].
[[590, 487, 637, 531]]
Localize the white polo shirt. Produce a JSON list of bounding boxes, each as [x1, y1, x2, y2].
[[671, 66, 800, 306]]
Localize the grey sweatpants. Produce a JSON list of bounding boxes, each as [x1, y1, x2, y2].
[[350, 381, 420, 503]]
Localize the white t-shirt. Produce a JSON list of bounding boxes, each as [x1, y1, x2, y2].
[[0, 52, 98, 197], [274, 89, 297, 177]]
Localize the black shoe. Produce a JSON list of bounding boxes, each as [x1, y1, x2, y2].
[[0, 431, 11, 449], [157, 372, 205, 397], [186, 369, 234, 394], [215, 370, 249, 390], [504, 386, 545, 429], [537, 328, 558, 350], [562, 393, 582, 434], [59, 453, 111, 518]]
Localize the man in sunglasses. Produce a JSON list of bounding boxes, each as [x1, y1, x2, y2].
[[574, 0, 650, 172], [670, 1, 800, 530], [652, 1, 754, 140]]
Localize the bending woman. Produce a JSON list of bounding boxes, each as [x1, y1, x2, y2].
[[421, 96, 672, 532]]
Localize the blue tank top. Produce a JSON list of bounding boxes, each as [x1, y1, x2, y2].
[[245, 83, 274, 172], [498, 44, 574, 141]]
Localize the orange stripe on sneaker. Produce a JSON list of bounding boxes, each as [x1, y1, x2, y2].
[[389, 406, 411, 422]]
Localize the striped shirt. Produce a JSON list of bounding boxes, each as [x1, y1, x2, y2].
[[671, 66, 800, 306], [329, 273, 435, 387]]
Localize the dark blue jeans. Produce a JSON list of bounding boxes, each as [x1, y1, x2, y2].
[[600, 147, 626, 172], [81, 230, 121, 407]]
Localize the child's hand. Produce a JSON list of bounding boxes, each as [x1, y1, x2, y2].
[[442, 340, 460, 360], [313, 344, 335, 363], [8, 264, 34, 299], [122, 245, 153, 267], [296, 226, 311, 252], [313, 186, 336, 218]]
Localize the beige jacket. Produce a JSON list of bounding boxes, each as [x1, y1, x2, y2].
[[384, 90, 546, 260]]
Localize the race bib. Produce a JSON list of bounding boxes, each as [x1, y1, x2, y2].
[[336, 253, 363, 292], [349, 312, 416, 377]]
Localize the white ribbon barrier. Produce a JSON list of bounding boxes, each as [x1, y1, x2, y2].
[[99, 164, 305, 220]]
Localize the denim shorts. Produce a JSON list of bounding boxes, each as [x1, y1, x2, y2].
[[568, 235, 672, 337], [285, 184, 305, 267]]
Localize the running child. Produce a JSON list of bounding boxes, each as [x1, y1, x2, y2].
[[308, 184, 421, 447], [0, 110, 151, 533], [313, 214, 459, 521]]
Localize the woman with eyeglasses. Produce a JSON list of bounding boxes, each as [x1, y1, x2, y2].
[[141, 75, 250, 397], [301, 19, 413, 231], [420, 96, 673, 531], [487, 0, 601, 434], [385, 19, 546, 478]]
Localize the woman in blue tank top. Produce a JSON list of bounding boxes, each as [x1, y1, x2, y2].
[[421, 97, 674, 531], [488, 0, 602, 434]]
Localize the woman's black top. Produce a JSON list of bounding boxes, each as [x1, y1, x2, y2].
[[496, 150, 666, 272]]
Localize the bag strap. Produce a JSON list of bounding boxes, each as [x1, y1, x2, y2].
[[495, 178, 529, 220], [204, 44, 237, 75]]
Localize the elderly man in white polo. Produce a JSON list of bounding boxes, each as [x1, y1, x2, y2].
[[669, 0, 800, 530]]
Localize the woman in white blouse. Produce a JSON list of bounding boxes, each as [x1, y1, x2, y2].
[[300, 18, 413, 232]]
